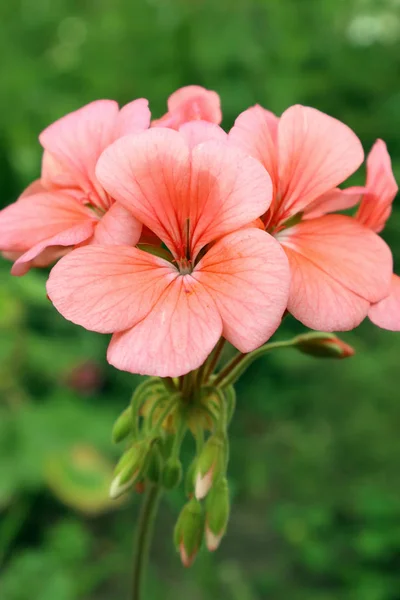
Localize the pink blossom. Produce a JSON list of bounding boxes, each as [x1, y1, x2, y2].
[[229, 104, 393, 331], [356, 140, 400, 331], [152, 85, 222, 129], [47, 126, 290, 377], [0, 99, 150, 275]]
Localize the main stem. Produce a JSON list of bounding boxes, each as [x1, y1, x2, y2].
[[131, 483, 162, 600]]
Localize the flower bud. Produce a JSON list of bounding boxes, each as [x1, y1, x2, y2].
[[195, 433, 227, 500], [294, 332, 355, 359], [174, 498, 204, 567], [162, 457, 182, 489], [205, 477, 230, 551], [146, 445, 163, 484], [111, 406, 133, 444], [109, 441, 149, 499]]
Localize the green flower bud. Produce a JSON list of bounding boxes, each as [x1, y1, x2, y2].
[[162, 457, 182, 489], [111, 406, 133, 443], [174, 498, 204, 567], [205, 477, 230, 551], [294, 332, 355, 359], [146, 444, 163, 484], [195, 432, 227, 500], [110, 441, 149, 499]]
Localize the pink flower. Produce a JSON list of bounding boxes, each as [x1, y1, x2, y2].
[[47, 125, 290, 377], [0, 99, 150, 275], [356, 140, 400, 331], [229, 104, 393, 331], [152, 85, 222, 129]]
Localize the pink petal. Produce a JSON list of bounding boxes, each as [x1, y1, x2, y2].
[[277, 105, 364, 221], [93, 203, 142, 246], [356, 139, 398, 233], [0, 192, 96, 253], [153, 85, 222, 129], [193, 229, 290, 352], [229, 105, 279, 193], [189, 141, 273, 258], [114, 98, 151, 137], [47, 245, 179, 333], [278, 215, 393, 330], [368, 274, 400, 331], [11, 221, 95, 276], [107, 276, 222, 377], [39, 100, 119, 207], [179, 121, 227, 149], [96, 129, 272, 259], [19, 180, 46, 199], [303, 186, 365, 219], [96, 128, 191, 256]]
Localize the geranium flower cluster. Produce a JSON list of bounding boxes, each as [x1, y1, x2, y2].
[[1, 86, 399, 378]]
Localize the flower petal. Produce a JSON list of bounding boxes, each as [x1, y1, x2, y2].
[[107, 276, 222, 377], [39, 100, 119, 204], [114, 98, 151, 137], [193, 229, 290, 352], [229, 105, 279, 193], [179, 121, 227, 149], [277, 105, 364, 220], [356, 139, 398, 233], [19, 179, 46, 198], [153, 85, 222, 129], [96, 130, 272, 260], [189, 141, 273, 258], [93, 203, 142, 246], [47, 245, 178, 333], [11, 221, 95, 276], [283, 246, 370, 331], [96, 128, 190, 256], [0, 192, 96, 253], [368, 274, 400, 331], [278, 215, 393, 330], [303, 186, 364, 219]]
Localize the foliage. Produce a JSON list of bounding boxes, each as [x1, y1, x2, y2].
[[1, 0, 400, 598]]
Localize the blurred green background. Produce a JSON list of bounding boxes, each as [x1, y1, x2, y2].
[[1, 0, 400, 599]]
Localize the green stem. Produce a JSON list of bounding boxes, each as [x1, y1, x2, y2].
[[214, 339, 296, 389], [131, 483, 162, 600], [203, 337, 226, 383]]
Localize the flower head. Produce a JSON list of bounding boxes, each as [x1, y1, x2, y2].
[[229, 104, 393, 331], [47, 124, 290, 377], [0, 99, 150, 274]]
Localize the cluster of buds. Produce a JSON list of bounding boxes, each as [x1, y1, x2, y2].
[[110, 374, 235, 566], [109, 331, 355, 567]]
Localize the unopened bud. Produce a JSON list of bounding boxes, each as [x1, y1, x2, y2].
[[195, 433, 227, 500], [112, 406, 133, 443], [110, 441, 149, 499], [162, 457, 182, 489], [146, 445, 163, 484], [174, 498, 204, 567], [294, 332, 355, 359], [205, 477, 230, 551]]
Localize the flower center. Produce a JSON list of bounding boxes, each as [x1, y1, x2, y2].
[[178, 257, 193, 275]]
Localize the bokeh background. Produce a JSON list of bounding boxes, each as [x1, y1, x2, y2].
[[1, 1, 400, 599]]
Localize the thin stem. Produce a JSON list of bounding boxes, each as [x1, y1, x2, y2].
[[131, 483, 162, 600], [203, 337, 226, 383], [214, 339, 296, 389]]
